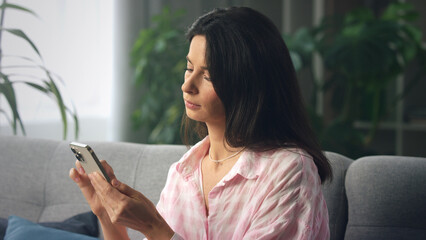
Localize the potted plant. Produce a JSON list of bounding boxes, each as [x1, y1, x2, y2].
[[286, 2, 426, 158], [130, 7, 187, 144], [0, 1, 79, 139]]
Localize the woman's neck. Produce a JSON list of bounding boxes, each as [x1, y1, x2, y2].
[[206, 123, 242, 160]]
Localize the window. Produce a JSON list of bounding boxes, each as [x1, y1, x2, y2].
[[0, 0, 113, 141]]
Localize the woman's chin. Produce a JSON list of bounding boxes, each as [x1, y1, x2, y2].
[[185, 112, 202, 122]]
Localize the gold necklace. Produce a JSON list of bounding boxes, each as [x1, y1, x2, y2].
[[208, 147, 245, 163]]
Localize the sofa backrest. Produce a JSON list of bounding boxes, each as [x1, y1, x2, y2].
[[10, 135, 425, 240], [344, 156, 426, 240], [0, 135, 188, 239], [86, 141, 188, 239], [84, 141, 188, 208], [0, 135, 357, 239], [0, 136, 67, 222]]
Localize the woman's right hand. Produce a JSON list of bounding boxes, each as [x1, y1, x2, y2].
[[69, 159, 116, 218], [70, 160, 130, 240]]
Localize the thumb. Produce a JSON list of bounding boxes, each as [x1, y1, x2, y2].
[[111, 179, 138, 198]]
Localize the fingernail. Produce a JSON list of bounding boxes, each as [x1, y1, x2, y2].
[[112, 179, 119, 187], [74, 177, 80, 182], [78, 167, 84, 174]]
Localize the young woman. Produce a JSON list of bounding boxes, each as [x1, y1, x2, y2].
[[70, 7, 332, 240]]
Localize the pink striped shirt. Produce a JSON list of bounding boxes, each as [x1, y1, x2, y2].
[[156, 138, 330, 239]]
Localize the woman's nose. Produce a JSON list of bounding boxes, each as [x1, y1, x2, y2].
[[181, 75, 198, 94]]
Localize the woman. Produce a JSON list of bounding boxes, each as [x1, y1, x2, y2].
[[70, 7, 332, 240]]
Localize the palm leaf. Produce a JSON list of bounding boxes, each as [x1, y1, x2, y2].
[[0, 72, 25, 134], [0, 3, 38, 18], [0, 28, 42, 59], [0, 108, 12, 126], [0, 3, 79, 139], [67, 104, 79, 139], [21, 81, 49, 93], [45, 73, 68, 139]]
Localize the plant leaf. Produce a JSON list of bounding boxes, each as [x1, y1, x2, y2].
[[0, 109, 12, 127], [0, 72, 26, 135], [69, 107, 79, 139], [0, 28, 42, 59], [381, 2, 418, 22], [0, 3, 39, 18], [45, 74, 68, 139], [130, 6, 187, 143], [21, 81, 49, 93]]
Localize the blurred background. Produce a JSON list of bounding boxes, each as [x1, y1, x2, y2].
[[0, 0, 425, 159]]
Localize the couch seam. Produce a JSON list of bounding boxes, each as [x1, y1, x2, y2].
[[0, 196, 44, 206], [337, 167, 349, 237], [38, 141, 63, 222], [41, 202, 89, 208], [131, 146, 148, 188], [333, 155, 350, 238], [330, 156, 343, 238]]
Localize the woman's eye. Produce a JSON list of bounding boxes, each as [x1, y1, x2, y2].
[[203, 75, 211, 81], [184, 68, 193, 72]]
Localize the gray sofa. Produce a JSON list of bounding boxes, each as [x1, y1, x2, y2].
[[0, 135, 425, 240]]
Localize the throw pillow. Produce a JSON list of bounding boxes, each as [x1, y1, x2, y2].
[[4, 216, 98, 240], [0, 218, 7, 240], [40, 211, 98, 237], [0, 212, 98, 239]]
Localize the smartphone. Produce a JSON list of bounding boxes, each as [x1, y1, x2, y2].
[[70, 142, 111, 183]]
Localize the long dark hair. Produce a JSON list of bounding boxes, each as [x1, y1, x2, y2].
[[182, 7, 332, 183]]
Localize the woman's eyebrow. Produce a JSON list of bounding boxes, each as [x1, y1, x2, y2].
[[185, 56, 192, 64]]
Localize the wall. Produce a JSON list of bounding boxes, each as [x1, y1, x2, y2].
[[0, 0, 113, 141]]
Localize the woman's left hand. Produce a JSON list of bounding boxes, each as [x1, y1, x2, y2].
[[88, 172, 174, 240]]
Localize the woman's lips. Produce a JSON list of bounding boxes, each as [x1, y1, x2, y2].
[[184, 100, 201, 110]]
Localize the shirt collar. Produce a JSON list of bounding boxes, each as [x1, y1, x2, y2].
[[175, 137, 209, 181], [176, 137, 261, 181], [232, 150, 260, 180]]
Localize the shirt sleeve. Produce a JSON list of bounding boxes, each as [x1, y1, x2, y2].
[[156, 161, 179, 217], [243, 153, 329, 240], [155, 162, 187, 239]]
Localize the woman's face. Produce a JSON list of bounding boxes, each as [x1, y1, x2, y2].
[[182, 35, 225, 125]]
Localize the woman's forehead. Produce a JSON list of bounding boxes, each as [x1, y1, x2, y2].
[[187, 35, 207, 66]]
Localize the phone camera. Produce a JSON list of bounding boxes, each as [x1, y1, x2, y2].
[[75, 152, 84, 162]]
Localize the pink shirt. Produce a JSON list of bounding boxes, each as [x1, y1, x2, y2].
[[156, 138, 330, 239]]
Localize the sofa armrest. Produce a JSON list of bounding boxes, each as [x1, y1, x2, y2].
[[344, 156, 426, 240]]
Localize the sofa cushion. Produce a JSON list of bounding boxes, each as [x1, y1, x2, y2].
[[344, 156, 426, 240], [4, 216, 97, 240], [0, 212, 98, 240], [0, 218, 7, 240], [0, 136, 61, 222], [323, 152, 353, 240], [39, 211, 98, 237]]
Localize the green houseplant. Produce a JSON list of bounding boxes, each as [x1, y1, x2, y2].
[[131, 7, 187, 144], [0, 1, 79, 139], [286, 2, 426, 158]]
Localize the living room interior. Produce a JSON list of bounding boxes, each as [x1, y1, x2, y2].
[[0, 0, 425, 239], [1, 0, 425, 157]]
